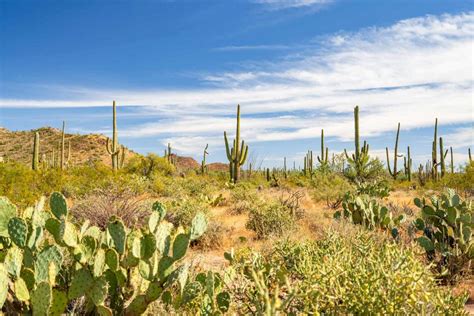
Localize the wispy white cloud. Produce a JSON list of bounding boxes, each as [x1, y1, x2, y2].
[[253, 0, 333, 10], [1, 12, 473, 157]]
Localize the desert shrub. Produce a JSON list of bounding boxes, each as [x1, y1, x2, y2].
[[166, 198, 209, 227], [224, 228, 468, 314], [355, 179, 390, 198], [424, 161, 474, 198], [246, 201, 296, 239], [192, 221, 228, 250], [228, 185, 260, 215], [334, 193, 405, 238], [311, 172, 353, 208], [124, 153, 174, 177], [413, 188, 473, 283], [278, 189, 306, 218], [71, 186, 149, 228], [345, 157, 388, 184]]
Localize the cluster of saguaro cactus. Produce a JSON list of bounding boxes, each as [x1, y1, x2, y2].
[[224, 105, 248, 183], [0, 192, 207, 314], [404, 146, 412, 181], [105, 101, 126, 171], [386, 123, 402, 179], [317, 129, 329, 167], [344, 106, 370, 178], [165, 143, 176, 165], [201, 144, 209, 174]]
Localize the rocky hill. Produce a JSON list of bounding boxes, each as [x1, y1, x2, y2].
[[0, 127, 228, 171]]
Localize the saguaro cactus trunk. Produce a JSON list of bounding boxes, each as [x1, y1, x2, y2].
[[105, 101, 125, 171], [224, 104, 248, 183], [60, 121, 66, 170], [32, 132, 40, 170], [386, 122, 401, 179]]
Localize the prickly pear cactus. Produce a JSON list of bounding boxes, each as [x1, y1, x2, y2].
[[0, 197, 17, 237], [107, 217, 126, 254], [50, 192, 68, 219], [8, 217, 28, 248], [31, 281, 52, 315]]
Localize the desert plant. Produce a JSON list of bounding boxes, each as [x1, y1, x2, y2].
[[344, 106, 370, 180], [32, 132, 39, 171], [224, 104, 248, 183], [334, 193, 405, 237], [311, 172, 353, 209], [246, 201, 296, 239], [201, 144, 208, 174], [317, 129, 329, 168], [355, 179, 390, 198], [0, 192, 207, 314], [385, 122, 402, 179], [105, 100, 125, 171], [413, 189, 473, 282]]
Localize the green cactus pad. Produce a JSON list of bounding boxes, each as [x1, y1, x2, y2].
[[140, 233, 156, 260], [8, 217, 28, 247], [45, 218, 62, 243], [14, 277, 30, 302], [50, 192, 68, 219], [76, 235, 97, 264], [27, 226, 44, 251], [145, 282, 163, 302], [31, 281, 52, 316], [190, 212, 207, 241], [155, 221, 173, 255], [105, 248, 119, 271], [417, 236, 435, 251], [60, 218, 78, 247], [172, 233, 190, 261], [20, 268, 35, 290], [139, 260, 153, 281], [35, 245, 63, 282], [88, 276, 108, 306], [50, 289, 68, 316], [124, 295, 148, 315], [5, 246, 23, 277], [69, 268, 93, 299], [107, 218, 126, 254], [0, 264, 8, 309], [158, 256, 174, 282], [152, 202, 167, 220], [94, 249, 106, 277], [97, 305, 113, 316], [0, 197, 17, 237], [182, 281, 201, 304], [217, 292, 231, 312]]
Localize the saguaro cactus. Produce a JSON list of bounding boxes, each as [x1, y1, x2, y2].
[[60, 121, 66, 170], [450, 147, 454, 173], [317, 129, 329, 167], [404, 146, 412, 181], [431, 118, 438, 180], [469, 148, 472, 163], [201, 144, 208, 174], [105, 101, 125, 171], [386, 123, 402, 179], [439, 137, 448, 178], [32, 132, 40, 170], [283, 157, 287, 178], [344, 106, 370, 178], [224, 104, 248, 183]]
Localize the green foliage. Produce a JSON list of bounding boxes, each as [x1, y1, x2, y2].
[[334, 193, 405, 237], [123, 153, 174, 177], [166, 198, 209, 227], [0, 192, 207, 314], [413, 189, 473, 282], [355, 179, 390, 198], [246, 201, 297, 239], [223, 229, 467, 314], [310, 172, 353, 209]]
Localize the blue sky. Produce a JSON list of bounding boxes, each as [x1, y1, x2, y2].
[[0, 0, 473, 168]]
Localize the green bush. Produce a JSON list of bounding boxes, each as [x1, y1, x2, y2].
[[355, 179, 390, 198], [310, 172, 353, 208], [224, 228, 468, 314], [229, 185, 260, 214], [246, 201, 296, 239], [166, 198, 209, 227]]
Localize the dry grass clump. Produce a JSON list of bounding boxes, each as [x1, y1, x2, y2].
[[71, 186, 149, 228]]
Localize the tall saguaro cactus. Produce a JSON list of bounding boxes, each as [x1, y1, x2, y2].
[[344, 106, 370, 178], [439, 137, 448, 178], [105, 101, 125, 171], [469, 148, 472, 163], [224, 104, 248, 183], [32, 132, 40, 170], [431, 118, 438, 180], [317, 129, 329, 167], [60, 121, 66, 170], [386, 122, 402, 179], [450, 147, 454, 173], [201, 144, 209, 174], [404, 146, 412, 181]]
